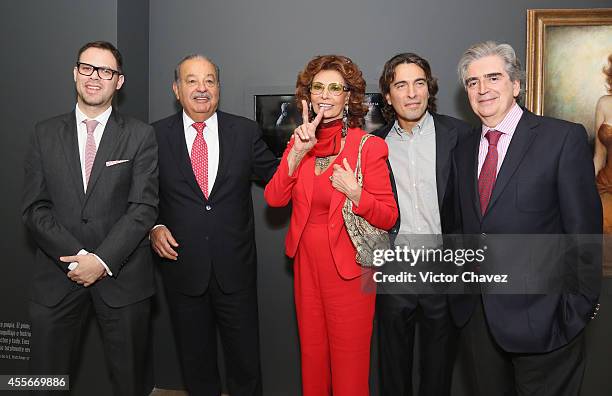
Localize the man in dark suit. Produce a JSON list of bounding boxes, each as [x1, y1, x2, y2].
[[452, 41, 602, 396], [22, 41, 158, 395], [150, 54, 277, 396], [372, 53, 470, 396]]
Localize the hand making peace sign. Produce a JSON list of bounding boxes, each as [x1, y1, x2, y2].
[[292, 99, 325, 154]]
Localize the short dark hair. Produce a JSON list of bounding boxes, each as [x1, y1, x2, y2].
[[379, 53, 438, 122], [77, 41, 123, 73]]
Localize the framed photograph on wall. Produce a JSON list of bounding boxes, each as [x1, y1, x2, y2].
[[525, 8, 612, 140], [254, 94, 298, 158], [254, 93, 386, 158]]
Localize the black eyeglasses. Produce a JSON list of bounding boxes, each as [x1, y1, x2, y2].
[[76, 62, 121, 80]]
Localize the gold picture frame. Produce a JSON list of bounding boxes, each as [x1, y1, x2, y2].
[[526, 8, 612, 138]]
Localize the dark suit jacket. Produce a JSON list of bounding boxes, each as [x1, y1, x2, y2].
[[372, 113, 472, 239], [153, 111, 278, 295], [22, 110, 159, 308], [451, 109, 602, 353]]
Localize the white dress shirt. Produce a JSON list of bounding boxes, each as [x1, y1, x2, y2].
[[75, 103, 112, 192], [182, 111, 220, 196], [477, 103, 523, 176], [69, 104, 113, 275], [150, 112, 221, 235], [387, 112, 442, 249]]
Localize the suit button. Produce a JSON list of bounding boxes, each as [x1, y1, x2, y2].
[[205, 205, 212, 211], [204, 236, 209, 241], [81, 219, 88, 224]]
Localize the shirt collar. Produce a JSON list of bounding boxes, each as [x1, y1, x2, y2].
[[182, 110, 218, 133], [75, 104, 113, 128], [480, 102, 523, 138], [392, 111, 433, 136]]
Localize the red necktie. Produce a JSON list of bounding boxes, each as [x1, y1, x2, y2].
[[191, 122, 209, 199], [83, 119, 99, 189], [478, 130, 503, 214]]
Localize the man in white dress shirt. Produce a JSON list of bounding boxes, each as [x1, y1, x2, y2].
[[23, 41, 158, 396], [150, 54, 277, 396]]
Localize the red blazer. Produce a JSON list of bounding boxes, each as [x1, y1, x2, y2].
[[265, 128, 398, 279]]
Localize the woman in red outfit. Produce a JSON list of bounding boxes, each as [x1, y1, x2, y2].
[[264, 55, 398, 396]]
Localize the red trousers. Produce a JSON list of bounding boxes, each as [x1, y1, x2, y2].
[[294, 223, 375, 396]]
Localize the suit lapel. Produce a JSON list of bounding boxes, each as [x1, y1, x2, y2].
[[302, 155, 315, 209], [433, 114, 457, 210], [329, 132, 358, 217], [83, 110, 125, 204], [485, 111, 538, 214], [210, 112, 237, 199], [59, 111, 85, 204], [375, 123, 399, 231], [166, 112, 205, 200], [468, 129, 482, 220], [329, 178, 345, 220]]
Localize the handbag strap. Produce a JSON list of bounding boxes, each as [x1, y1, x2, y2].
[[354, 134, 373, 187]]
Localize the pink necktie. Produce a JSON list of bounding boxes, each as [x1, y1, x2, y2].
[[83, 119, 99, 189], [478, 130, 503, 214], [191, 122, 209, 199]]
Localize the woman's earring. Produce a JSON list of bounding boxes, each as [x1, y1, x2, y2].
[[341, 104, 349, 137], [308, 101, 313, 122]]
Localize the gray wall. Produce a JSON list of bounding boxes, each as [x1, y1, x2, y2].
[[149, 1, 612, 395], [149, 0, 611, 122], [0, 1, 158, 394], [1, 1, 117, 285], [0, 1, 119, 394], [117, 0, 150, 121]]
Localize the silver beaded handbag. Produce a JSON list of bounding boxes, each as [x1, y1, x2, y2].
[[342, 134, 390, 267]]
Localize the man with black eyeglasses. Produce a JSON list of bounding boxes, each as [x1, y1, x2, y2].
[[22, 41, 158, 396]]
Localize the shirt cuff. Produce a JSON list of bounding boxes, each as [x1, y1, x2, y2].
[[149, 224, 165, 240], [92, 253, 113, 276], [67, 249, 113, 276]]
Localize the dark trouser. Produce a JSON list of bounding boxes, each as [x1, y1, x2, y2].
[[29, 288, 152, 396], [461, 297, 586, 396], [164, 273, 262, 396], [377, 293, 457, 396]]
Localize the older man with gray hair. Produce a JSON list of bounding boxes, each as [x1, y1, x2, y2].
[[150, 54, 278, 396], [450, 41, 602, 396]]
